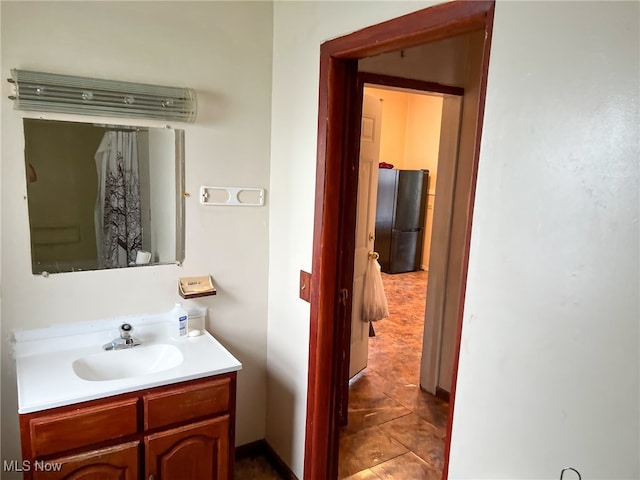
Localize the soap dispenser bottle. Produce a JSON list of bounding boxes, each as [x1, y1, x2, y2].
[[172, 303, 188, 337]]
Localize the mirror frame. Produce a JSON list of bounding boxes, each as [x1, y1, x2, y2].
[[174, 129, 186, 266]]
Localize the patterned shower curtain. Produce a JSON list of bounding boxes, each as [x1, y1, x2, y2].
[[94, 130, 142, 268]]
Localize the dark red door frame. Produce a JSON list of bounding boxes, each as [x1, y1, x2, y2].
[[359, 71, 465, 97], [304, 2, 495, 479]]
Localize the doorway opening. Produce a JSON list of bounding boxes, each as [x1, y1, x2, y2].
[[304, 2, 495, 479], [338, 79, 462, 478]]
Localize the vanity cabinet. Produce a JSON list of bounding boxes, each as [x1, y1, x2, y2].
[[19, 373, 236, 480]]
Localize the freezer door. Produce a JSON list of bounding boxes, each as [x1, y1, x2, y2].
[[374, 169, 398, 273], [389, 229, 422, 273], [394, 170, 426, 231]]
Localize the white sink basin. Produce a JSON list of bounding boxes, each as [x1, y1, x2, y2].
[[15, 316, 243, 413], [72, 344, 184, 381]]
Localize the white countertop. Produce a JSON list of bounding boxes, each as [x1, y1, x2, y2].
[[14, 313, 242, 414]]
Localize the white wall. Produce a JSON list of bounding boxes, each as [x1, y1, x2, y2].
[[269, 1, 639, 479], [1, 1, 272, 473], [450, 2, 639, 478], [268, 1, 440, 476]]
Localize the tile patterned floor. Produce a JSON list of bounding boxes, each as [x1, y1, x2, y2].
[[234, 271, 448, 480], [339, 270, 449, 479]]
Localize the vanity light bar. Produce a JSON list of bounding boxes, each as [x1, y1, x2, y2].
[[7, 69, 197, 123]]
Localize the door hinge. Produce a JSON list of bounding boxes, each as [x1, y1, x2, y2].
[[338, 289, 349, 306]]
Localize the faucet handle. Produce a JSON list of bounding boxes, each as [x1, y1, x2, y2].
[[119, 323, 133, 339]]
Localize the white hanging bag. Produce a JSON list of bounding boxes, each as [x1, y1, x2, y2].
[[361, 256, 389, 322]]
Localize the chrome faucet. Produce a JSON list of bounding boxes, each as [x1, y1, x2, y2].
[[103, 323, 142, 350]]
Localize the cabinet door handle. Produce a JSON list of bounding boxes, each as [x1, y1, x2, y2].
[[149, 476, 155, 480]]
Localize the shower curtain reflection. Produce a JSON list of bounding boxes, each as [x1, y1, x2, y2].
[[94, 130, 142, 268]]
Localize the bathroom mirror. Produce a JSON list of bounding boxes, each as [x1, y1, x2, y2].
[[23, 118, 185, 274]]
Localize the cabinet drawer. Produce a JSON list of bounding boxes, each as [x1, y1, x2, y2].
[[144, 377, 230, 430], [33, 441, 139, 480], [28, 398, 138, 457]]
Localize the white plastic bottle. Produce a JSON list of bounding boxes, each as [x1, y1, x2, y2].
[[171, 302, 188, 337]]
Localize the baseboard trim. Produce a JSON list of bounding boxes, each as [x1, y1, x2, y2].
[[435, 386, 450, 402], [235, 439, 266, 459], [265, 440, 298, 480], [236, 439, 298, 480]]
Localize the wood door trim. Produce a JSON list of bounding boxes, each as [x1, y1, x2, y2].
[[322, 0, 493, 59], [304, 1, 495, 479], [336, 73, 366, 428], [359, 72, 465, 97]]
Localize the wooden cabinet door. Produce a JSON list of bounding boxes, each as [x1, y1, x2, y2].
[[145, 415, 230, 480], [33, 441, 139, 480]]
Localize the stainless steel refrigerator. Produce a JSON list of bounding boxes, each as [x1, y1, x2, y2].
[[374, 168, 429, 274]]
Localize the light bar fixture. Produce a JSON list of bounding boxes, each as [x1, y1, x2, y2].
[[7, 69, 197, 123]]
